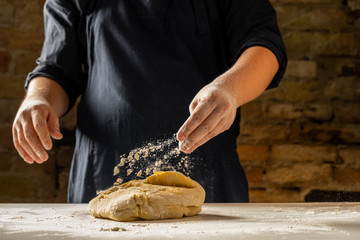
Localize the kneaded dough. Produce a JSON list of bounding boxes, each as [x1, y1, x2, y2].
[[88, 171, 206, 221]]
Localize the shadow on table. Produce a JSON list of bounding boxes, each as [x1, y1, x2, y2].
[[138, 213, 244, 223]]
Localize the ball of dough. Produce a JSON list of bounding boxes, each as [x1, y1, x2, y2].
[[88, 171, 206, 221]]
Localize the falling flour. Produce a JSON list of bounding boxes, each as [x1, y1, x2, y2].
[[113, 135, 194, 185]]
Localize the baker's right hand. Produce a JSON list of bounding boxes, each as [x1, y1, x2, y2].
[[12, 96, 63, 164]]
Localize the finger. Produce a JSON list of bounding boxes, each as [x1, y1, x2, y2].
[[13, 127, 34, 164], [189, 97, 199, 114], [177, 95, 216, 142], [17, 126, 43, 163], [48, 110, 63, 140], [179, 106, 224, 152], [21, 120, 49, 163], [185, 120, 227, 153], [32, 110, 52, 150]]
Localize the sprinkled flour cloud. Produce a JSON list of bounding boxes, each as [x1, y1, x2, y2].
[[113, 134, 194, 185]]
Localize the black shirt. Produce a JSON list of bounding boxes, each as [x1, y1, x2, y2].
[[26, 0, 287, 203]]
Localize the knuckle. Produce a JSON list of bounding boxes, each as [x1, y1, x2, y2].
[[202, 123, 210, 133], [186, 135, 194, 144], [219, 101, 231, 112], [33, 119, 45, 131], [30, 104, 44, 112], [18, 111, 28, 119], [192, 112, 203, 123], [209, 90, 219, 100], [24, 130, 33, 140], [18, 135, 26, 145]]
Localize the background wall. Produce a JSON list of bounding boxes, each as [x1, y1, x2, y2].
[[0, 0, 359, 203]]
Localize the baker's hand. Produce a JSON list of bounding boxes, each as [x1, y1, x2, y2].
[[177, 84, 237, 153], [12, 96, 63, 164]]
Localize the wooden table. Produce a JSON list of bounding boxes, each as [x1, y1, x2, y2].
[[1, 203, 359, 239]]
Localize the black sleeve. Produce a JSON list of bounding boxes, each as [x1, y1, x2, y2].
[[25, 0, 87, 112], [221, 0, 287, 89]]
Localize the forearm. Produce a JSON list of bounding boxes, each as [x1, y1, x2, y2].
[[212, 46, 279, 107], [26, 77, 69, 117]]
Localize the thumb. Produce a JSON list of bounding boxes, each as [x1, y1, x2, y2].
[[47, 110, 63, 140]]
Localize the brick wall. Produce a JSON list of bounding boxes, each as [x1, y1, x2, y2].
[[239, 0, 360, 202], [0, 0, 359, 203]]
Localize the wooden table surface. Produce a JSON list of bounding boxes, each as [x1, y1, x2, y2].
[[1, 203, 359, 240]]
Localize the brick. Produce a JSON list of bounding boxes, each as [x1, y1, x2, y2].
[[37, 174, 56, 201], [244, 167, 264, 182], [284, 60, 317, 78], [0, 124, 13, 150], [14, 51, 39, 75], [334, 167, 360, 185], [0, 28, 44, 51], [303, 104, 333, 122], [267, 104, 333, 122], [14, 151, 56, 175], [58, 168, 70, 191], [0, 50, 11, 74], [239, 123, 288, 144], [240, 101, 266, 124], [283, 31, 360, 57], [54, 189, 67, 203], [0, 150, 14, 171], [271, 0, 342, 4], [304, 123, 360, 144], [348, 0, 360, 11], [266, 164, 333, 185], [249, 188, 302, 203], [0, 175, 38, 199], [0, 76, 26, 99], [333, 103, 360, 124], [260, 79, 321, 102], [0, 0, 15, 27], [13, 0, 45, 31], [287, 123, 306, 142], [276, 6, 348, 31], [339, 147, 360, 167], [317, 57, 360, 78], [323, 77, 360, 102], [0, 99, 21, 124], [355, 17, 360, 30], [268, 104, 302, 120], [237, 145, 269, 162], [55, 146, 74, 168], [271, 144, 337, 162], [59, 101, 78, 130]]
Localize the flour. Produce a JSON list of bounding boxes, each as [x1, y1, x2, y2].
[[113, 135, 194, 185], [2, 203, 360, 239]]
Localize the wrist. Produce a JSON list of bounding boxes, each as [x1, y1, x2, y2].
[[26, 77, 68, 116]]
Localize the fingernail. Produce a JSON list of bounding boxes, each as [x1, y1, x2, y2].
[[177, 127, 186, 141], [179, 139, 191, 152], [177, 132, 184, 141], [45, 143, 51, 150], [24, 157, 32, 164], [36, 150, 45, 160]]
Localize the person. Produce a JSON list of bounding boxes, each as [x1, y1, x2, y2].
[[12, 0, 287, 203]]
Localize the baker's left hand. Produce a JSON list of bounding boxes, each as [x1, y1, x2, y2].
[[177, 83, 237, 153]]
